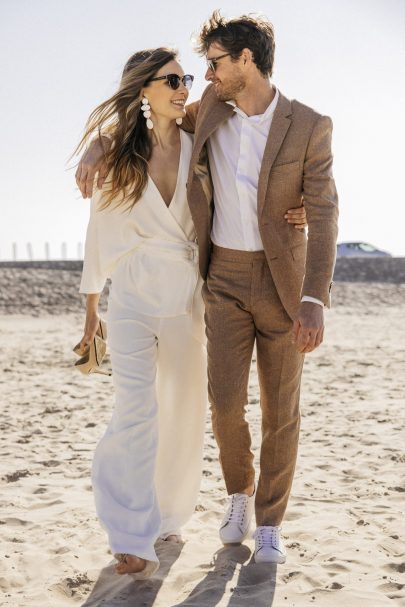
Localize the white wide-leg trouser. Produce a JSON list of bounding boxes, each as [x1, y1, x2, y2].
[[91, 252, 207, 565]]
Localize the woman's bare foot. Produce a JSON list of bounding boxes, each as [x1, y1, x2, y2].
[[114, 553, 146, 575], [162, 534, 183, 543]]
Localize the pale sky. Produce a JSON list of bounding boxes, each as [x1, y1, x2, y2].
[[1, 0, 405, 260]]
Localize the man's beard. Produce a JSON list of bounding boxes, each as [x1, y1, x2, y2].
[[214, 75, 245, 101]]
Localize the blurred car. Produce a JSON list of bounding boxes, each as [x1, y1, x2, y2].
[[337, 242, 392, 257]]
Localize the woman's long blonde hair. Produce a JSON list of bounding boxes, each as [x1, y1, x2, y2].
[[74, 47, 178, 209]]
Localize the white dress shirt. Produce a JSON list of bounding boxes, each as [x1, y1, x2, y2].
[[208, 89, 279, 251], [207, 87, 323, 306]]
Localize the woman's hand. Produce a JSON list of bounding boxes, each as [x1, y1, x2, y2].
[[284, 202, 307, 229], [75, 136, 111, 198], [77, 295, 101, 354]]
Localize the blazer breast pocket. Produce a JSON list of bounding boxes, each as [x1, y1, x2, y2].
[[271, 160, 300, 176], [267, 160, 302, 209], [269, 161, 301, 189]]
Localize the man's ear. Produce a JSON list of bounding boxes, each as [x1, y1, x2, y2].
[[241, 48, 254, 65]]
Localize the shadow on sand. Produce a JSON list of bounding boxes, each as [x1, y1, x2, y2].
[[172, 544, 277, 607], [82, 543, 278, 606], [81, 538, 184, 607]]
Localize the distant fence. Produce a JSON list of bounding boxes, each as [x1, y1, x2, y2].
[[0, 260, 84, 270], [1, 256, 405, 283], [333, 257, 405, 284], [2, 242, 83, 261]]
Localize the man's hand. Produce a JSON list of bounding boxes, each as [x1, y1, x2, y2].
[[75, 136, 111, 198], [293, 301, 324, 353]]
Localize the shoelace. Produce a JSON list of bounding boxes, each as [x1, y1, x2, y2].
[[225, 494, 248, 524], [254, 526, 281, 550]]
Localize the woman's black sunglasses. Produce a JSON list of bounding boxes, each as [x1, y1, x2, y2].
[[147, 73, 194, 91]]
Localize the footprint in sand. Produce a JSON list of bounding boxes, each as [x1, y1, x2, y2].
[[384, 562, 405, 574], [282, 570, 301, 583], [378, 581, 404, 594], [50, 573, 93, 599], [324, 582, 344, 590], [3, 469, 32, 482], [37, 460, 62, 467], [1, 517, 37, 528]]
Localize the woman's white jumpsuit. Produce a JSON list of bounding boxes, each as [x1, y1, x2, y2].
[[80, 130, 207, 566]]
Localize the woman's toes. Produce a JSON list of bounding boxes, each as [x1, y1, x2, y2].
[[114, 554, 146, 575]]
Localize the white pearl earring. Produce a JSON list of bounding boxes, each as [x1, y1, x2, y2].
[[141, 97, 153, 130], [176, 117, 183, 125]]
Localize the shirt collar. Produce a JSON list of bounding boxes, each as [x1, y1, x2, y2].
[[226, 87, 279, 124]]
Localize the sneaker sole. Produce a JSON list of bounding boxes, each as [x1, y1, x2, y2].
[[220, 526, 251, 546], [255, 554, 286, 564]]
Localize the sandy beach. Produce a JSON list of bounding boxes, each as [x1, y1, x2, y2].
[[0, 273, 404, 607]]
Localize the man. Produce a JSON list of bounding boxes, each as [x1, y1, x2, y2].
[[76, 11, 338, 564]]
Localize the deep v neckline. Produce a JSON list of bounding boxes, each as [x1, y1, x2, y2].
[[148, 130, 183, 209]]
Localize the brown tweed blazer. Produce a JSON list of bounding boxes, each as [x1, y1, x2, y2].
[[182, 85, 339, 319]]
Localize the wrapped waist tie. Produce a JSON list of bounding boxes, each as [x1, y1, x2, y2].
[[131, 239, 199, 263]]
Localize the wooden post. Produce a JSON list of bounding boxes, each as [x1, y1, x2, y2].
[[45, 242, 50, 260], [27, 242, 33, 261], [77, 242, 83, 260], [61, 242, 67, 260], [12, 242, 17, 261]]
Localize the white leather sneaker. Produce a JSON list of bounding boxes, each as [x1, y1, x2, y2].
[[254, 525, 287, 563], [219, 489, 255, 544]]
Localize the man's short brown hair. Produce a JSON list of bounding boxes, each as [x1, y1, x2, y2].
[[195, 10, 276, 77]]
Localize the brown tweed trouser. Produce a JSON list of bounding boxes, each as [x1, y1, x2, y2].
[[202, 245, 304, 526]]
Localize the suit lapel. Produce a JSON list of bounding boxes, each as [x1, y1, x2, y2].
[[189, 87, 293, 226], [191, 86, 234, 163], [187, 87, 233, 227], [257, 93, 292, 218]]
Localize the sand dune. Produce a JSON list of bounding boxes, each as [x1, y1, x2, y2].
[[0, 280, 404, 606]]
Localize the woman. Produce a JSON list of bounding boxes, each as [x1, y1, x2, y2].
[[75, 47, 307, 579]]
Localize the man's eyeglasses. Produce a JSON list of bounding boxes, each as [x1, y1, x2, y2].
[[206, 52, 231, 72], [147, 73, 194, 90]]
